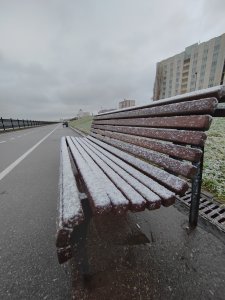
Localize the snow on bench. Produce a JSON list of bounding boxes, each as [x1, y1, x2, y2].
[[56, 87, 225, 264]]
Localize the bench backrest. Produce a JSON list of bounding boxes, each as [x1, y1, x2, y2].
[[90, 86, 225, 196]]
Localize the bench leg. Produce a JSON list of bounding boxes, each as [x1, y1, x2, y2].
[[189, 148, 204, 228], [71, 197, 92, 276]]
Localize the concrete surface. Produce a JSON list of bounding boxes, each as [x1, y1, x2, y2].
[[0, 125, 78, 299], [71, 207, 225, 300], [0, 125, 225, 300]]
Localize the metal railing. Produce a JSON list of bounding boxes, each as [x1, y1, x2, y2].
[[0, 118, 57, 131]]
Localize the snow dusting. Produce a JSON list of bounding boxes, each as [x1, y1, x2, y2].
[[66, 136, 112, 213], [80, 138, 159, 205], [84, 137, 175, 204], [59, 137, 84, 227], [88, 135, 188, 194]]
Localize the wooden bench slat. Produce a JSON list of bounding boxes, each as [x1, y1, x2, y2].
[[96, 86, 224, 118], [66, 136, 112, 214], [83, 137, 176, 207], [94, 98, 218, 120], [68, 137, 129, 214], [73, 137, 148, 212], [88, 135, 189, 195], [92, 129, 202, 162], [59, 137, 84, 227], [93, 115, 213, 130], [90, 133, 196, 178], [79, 137, 162, 210], [92, 125, 207, 146]]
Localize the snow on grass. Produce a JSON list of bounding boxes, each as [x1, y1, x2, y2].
[[70, 116, 93, 134], [203, 118, 225, 203]]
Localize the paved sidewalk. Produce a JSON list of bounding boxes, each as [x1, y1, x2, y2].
[[71, 204, 225, 300]]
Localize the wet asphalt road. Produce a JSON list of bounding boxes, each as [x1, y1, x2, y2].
[[1, 125, 225, 300], [0, 125, 78, 299]]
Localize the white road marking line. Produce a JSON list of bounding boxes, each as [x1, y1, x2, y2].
[[0, 141, 6, 144], [0, 125, 60, 182]]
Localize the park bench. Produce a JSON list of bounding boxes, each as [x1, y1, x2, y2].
[[56, 85, 225, 265]]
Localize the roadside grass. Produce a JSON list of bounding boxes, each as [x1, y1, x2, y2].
[[69, 116, 93, 134], [69, 115, 225, 204], [202, 117, 225, 203]]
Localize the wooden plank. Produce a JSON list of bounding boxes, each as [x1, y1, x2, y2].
[[56, 228, 72, 248], [90, 133, 196, 178], [68, 137, 130, 215], [92, 129, 202, 162], [83, 137, 176, 207], [66, 137, 112, 215], [91, 125, 207, 146], [88, 135, 189, 195], [78, 137, 162, 210], [57, 246, 73, 264], [96, 85, 224, 118], [94, 98, 218, 120], [73, 137, 147, 212], [93, 115, 213, 130], [59, 137, 84, 227]]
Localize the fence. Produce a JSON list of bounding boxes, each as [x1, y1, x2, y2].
[[0, 118, 57, 131]]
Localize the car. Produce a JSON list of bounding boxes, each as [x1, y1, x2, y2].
[[62, 121, 68, 127]]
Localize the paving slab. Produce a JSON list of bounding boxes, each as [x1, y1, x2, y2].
[[71, 205, 225, 300]]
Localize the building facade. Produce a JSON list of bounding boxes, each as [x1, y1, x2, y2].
[[77, 109, 90, 118], [153, 33, 225, 100], [118, 99, 135, 109]]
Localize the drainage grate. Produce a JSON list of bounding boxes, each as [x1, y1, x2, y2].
[[177, 189, 225, 232]]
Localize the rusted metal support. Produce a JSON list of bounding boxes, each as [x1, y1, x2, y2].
[[189, 146, 204, 228]]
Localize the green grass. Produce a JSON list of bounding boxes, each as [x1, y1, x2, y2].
[[69, 116, 93, 134], [202, 118, 225, 203], [69, 115, 225, 204]]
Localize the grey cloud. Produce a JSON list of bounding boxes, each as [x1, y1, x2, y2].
[[0, 0, 224, 120]]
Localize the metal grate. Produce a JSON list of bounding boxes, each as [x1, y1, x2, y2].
[[177, 189, 225, 232]]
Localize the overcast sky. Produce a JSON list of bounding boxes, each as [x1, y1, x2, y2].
[[0, 0, 225, 120]]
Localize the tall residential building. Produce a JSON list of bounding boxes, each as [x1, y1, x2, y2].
[[118, 99, 135, 109], [153, 33, 225, 100]]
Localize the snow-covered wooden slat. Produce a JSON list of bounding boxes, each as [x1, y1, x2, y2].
[[56, 137, 85, 262], [94, 98, 218, 120], [90, 133, 196, 178], [93, 115, 213, 130], [66, 136, 112, 215], [73, 137, 147, 211], [83, 137, 176, 206], [92, 125, 207, 146], [96, 85, 224, 117], [69, 137, 130, 214], [77, 137, 161, 210], [92, 129, 202, 162], [57, 137, 84, 230], [87, 135, 189, 195]]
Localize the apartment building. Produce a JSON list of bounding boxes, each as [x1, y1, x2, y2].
[[119, 99, 135, 109], [153, 33, 225, 100]]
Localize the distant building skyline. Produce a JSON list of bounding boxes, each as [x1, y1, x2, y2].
[[118, 99, 136, 109], [153, 33, 225, 100]]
